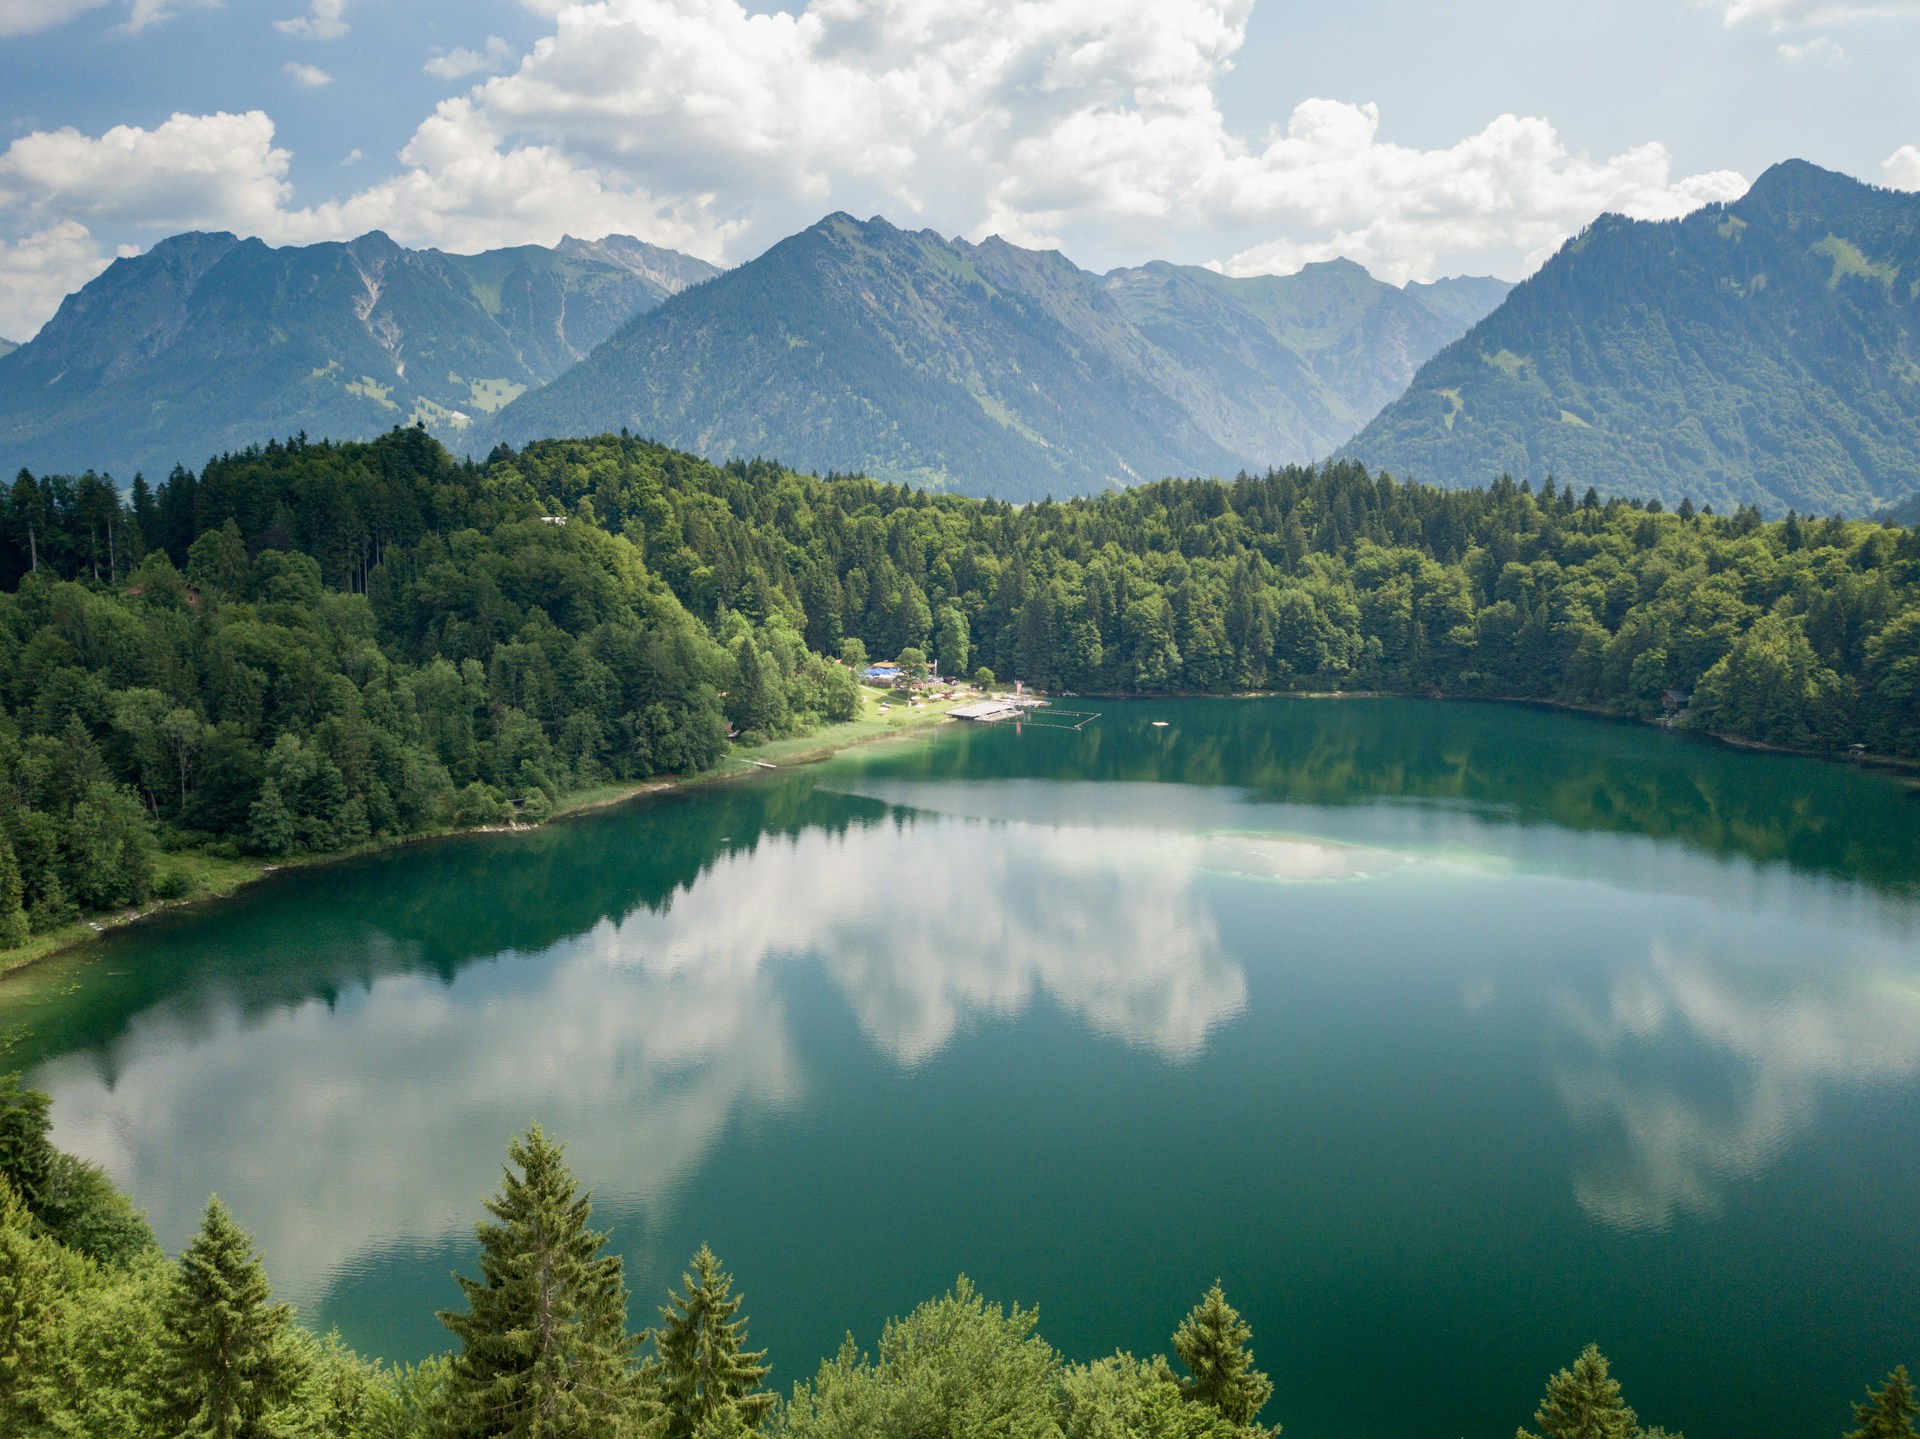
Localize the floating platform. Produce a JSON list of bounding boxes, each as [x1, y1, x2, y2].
[[950, 699, 1100, 730], [950, 699, 1028, 722]]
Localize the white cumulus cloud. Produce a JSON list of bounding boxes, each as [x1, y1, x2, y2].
[[1776, 33, 1846, 55], [0, 220, 122, 343], [0, 0, 1758, 334], [0, 0, 188, 34], [425, 35, 515, 81], [408, 0, 1744, 281], [1702, 0, 1920, 27], [0, 110, 293, 233], [282, 61, 333, 88], [275, 0, 346, 40], [0, 0, 109, 35], [1885, 143, 1920, 188]]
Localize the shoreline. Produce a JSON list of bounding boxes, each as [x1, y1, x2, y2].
[[3, 685, 1911, 990], [0, 691, 962, 988], [1085, 687, 1919, 776]]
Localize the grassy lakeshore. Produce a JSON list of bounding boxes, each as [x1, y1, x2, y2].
[[0, 686, 965, 985]]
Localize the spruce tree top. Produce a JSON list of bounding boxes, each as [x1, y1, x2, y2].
[[1172, 1280, 1274, 1431], [153, 1195, 303, 1439], [437, 1124, 641, 1439], [653, 1242, 773, 1439], [1520, 1344, 1672, 1439], [1846, 1366, 1920, 1439]]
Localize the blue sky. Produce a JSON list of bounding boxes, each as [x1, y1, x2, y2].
[[1, 0, 1916, 340]]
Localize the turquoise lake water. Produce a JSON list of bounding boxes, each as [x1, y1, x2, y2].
[[4, 697, 1918, 1439]]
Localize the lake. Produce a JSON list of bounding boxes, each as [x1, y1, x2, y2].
[[4, 697, 1918, 1439]]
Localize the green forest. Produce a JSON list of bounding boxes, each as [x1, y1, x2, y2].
[[1, 424, 1917, 946], [3, 1073, 1914, 1439]]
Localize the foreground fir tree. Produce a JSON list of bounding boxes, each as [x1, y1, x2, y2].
[[651, 1243, 774, 1439], [1520, 1344, 1680, 1439], [0, 1075, 53, 1216], [0, 1181, 66, 1434], [150, 1196, 305, 1439], [437, 1124, 644, 1439], [1172, 1281, 1276, 1435], [1845, 1366, 1919, 1439]]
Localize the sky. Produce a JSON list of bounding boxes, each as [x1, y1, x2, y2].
[[0, 0, 1917, 341]]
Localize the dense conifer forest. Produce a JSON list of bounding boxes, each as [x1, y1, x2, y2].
[[1, 424, 1916, 945], [3, 1074, 1914, 1439]]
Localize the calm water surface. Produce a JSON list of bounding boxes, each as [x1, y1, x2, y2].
[[4, 698, 1918, 1439]]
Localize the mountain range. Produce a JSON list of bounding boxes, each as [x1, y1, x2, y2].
[[480, 213, 1510, 499], [4, 158, 1918, 518], [0, 230, 720, 480], [1343, 160, 1920, 516]]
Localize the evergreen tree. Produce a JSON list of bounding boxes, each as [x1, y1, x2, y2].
[[0, 837, 28, 949], [0, 1181, 65, 1435], [0, 1075, 53, 1217], [247, 781, 296, 858], [651, 1244, 773, 1439], [1519, 1345, 1656, 1439], [437, 1125, 643, 1439], [1845, 1367, 1919, 1439], [151, 1196, 304, 1439], [1171, 1281, 1275, 1433]]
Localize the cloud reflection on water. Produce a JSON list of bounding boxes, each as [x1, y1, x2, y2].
[[38, 805, 1267, 1303], [27, 766, 1920, 1313], [1552, 929, 1920, 1231]]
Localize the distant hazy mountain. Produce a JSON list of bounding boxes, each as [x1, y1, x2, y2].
[[0, 231, 720, 479], [1342, 160, 1920, 516], [482, 214, 1510, 499], [0, 339, 15, 359]]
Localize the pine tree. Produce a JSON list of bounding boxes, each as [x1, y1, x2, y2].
[[151, 1196, 304, 1439], [1520, 1345, 1648, 1439], [650, 1244, 773, 1439], [1845, 1367, 1919, 1439], [437, 1125, 643, 1439], [1172, 1280, 1275, 1433]]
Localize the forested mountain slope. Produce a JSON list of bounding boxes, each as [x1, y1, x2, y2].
[[1343, 160, 1920, 517], [0, 230, 719, 480], [482, 215, 1508, 499]]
